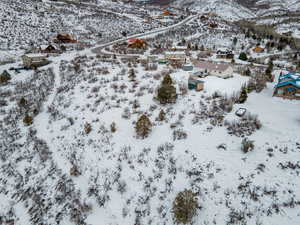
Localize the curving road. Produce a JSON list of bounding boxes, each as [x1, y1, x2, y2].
[[91, 14, 199, 54]]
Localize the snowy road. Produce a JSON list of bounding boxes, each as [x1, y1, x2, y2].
[[91, 14, 199, 54]]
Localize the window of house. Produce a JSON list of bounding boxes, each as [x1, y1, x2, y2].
[[277, 89, 283, 94]]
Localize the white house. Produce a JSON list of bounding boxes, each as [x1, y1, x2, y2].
[[22, 54, 49, 69], [164, 51, 186, 63], [192, 60, 233, 79]]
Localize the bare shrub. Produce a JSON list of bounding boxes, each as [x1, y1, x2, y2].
[[122, 107, 131, 119], [173, 129, 187, 141], [241, 138, 255, 153], [225, 113, 262, 137], [84, 123, 92, 134], [173, 190, 198, 224]]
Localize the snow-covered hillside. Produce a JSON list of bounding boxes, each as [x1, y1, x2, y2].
[[171, 0, 300, 20]]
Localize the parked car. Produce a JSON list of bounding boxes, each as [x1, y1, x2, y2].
[[235, 108, 247, 117]]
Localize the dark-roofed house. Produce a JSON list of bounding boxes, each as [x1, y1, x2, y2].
[[273, 73, 300, 100], [192, 60, 233, 79], [216, 48, 234, 59]]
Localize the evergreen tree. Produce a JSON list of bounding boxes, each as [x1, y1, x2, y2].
[[162, 74, 173, 86], [0, 70, 11, 84], [128, 68, 136, 81], [237, 86, 248, 104], [135, 114, 152, 138], [239, 52, 248, 61], [158, 109, 166, 121], [244, 68, 251, 76], [157, 75, 177, 104], [173, 190, 198, 224], [233, 37, 238, 46]]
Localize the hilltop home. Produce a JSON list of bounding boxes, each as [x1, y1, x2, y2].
[[273, 73, 300, 100], [164, 51, 186, 63], [216, 48, 234, 59], [253, 46, 264, 53], [55, 34, 77, 43], [192, 60, 233, 79], [22, 54, 49, 69], [40, 44, 61, 54], [128, 38, 146, 49]]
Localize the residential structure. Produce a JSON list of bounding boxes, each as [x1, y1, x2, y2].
[[253, 46, 264, 53], [55, 34, 77, 43], [192, 60, 233, 78], [128, 38, 146, 48], [216, 48, 234, 59], [273, 73, 300, 100], [188, 75, 204, 91], [40, 44, 61, 54], [164, 51, 186, 63], [22, 54, 49, 69]]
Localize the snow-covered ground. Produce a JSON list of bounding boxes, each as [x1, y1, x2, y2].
[[1, 1, 300, 225]]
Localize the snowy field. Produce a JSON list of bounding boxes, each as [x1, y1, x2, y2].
[[1, 50, 300, 224], [1, 0, 300, 224]]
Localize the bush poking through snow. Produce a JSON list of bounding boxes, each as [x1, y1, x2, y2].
[[173, 129, 187, 141], [23, 114, 33, 126], [241, 138, 255, 153], [158, 109, 166, 121], [122, 107, 131, 119], [173, 190, 198, 224], [237, 86, 248, 104], [110, 122, 117, 133], [225, 113, 262, 137], [84, 123, 92, 134], [135, 114, 152, 138]]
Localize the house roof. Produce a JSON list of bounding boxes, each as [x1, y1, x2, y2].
[[275, 73, 300, 89], [253, 46, 264, 52], [193, 60, 231, 72], [128, 38, 145, 44], [23, 53, 47, 58]]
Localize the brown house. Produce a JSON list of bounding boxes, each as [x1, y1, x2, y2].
[[128, 38, 146, 49], [253, 46, 264, 53], [273, 73, 300, 100], [55, 34, 77, 44], [40, 44, 61, 54]]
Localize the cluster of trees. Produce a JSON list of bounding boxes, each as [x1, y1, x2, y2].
[[134, 74, 178, 139]]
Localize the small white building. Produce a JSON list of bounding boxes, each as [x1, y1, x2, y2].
[[22, 54, 49, 69], [193, 60, 233, 79], [164, 51, 186, 63]]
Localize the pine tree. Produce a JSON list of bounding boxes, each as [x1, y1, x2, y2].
[[162, 74, 173, 86], [239, 52, 248, 61], [233, 37, 238, 46], [135, 114, 152, 138], [0, 70, 11, 84], [173, 190, 198, 224], [128, 68, 136, 81], [237, 86, 248, 104], [244, 68, 251, 76], [158, 109, 166, 121], [157, 75, 177, 104]]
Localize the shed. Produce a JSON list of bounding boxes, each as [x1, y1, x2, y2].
[[188, 76, 204, 91], [182, 64, 193, 71]]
